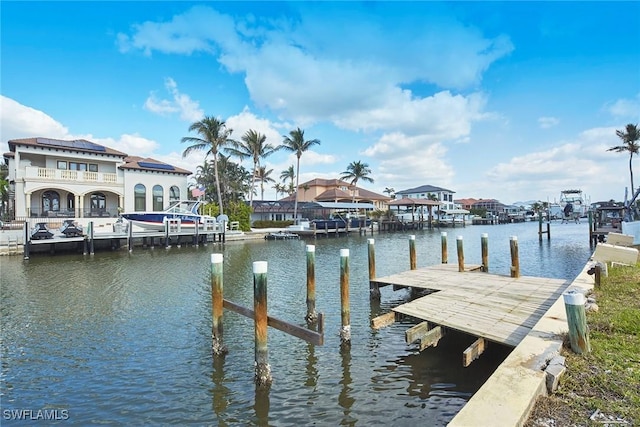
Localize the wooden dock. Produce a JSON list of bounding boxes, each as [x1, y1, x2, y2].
[[371, 264, 570, 347]]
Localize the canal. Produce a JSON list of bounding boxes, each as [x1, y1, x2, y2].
[[1, 221, 592, 425]]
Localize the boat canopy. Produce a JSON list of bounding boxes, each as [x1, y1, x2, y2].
[[441, 209, 470, 214]]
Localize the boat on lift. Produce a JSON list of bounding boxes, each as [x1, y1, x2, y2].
[[120, 200, 218, 231]]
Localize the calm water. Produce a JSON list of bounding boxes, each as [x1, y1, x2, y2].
[[1, 221, 592, 426]]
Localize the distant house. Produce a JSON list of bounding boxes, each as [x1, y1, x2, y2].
[[471, 199, 508, 216], [395, 185, 457, 211], [4, 137, 191, 219], [455, 198, 478, 211]]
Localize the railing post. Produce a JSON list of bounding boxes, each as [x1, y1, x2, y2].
[[510, 236, 520, 278], [253, 261, 272, 387], [441, 232, 448, 264], [409, 235, 417, 270], [481, 233, 489, 272], [339, 249, 351, 344], [305, 245, 317, 324], [210, 253, 227, 355], [456, 235, 464, 272]]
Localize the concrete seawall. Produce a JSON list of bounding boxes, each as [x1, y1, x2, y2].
[[449, 260, 595, 426]]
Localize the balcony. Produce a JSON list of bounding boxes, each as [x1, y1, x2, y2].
[[24, 167, 121, 185]]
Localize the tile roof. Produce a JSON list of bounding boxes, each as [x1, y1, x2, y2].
[[8, 137, 128, 157]]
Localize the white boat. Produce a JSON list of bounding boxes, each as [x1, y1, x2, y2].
[[120, 200, 219, 231]]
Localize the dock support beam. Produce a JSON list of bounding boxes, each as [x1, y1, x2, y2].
[[481, 233, 489, 272], [210, 253, 227, 355], [339, 249, 351, 344], [305, 245, 317, 324], [405, 322, 444, 351], [463, 338, 486, 367], [371, 311, 396, 329], [253, 261, 272, 387]]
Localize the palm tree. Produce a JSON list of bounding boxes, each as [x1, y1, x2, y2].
[[608, 123, 640, 196], [383, 187, 395, 199], [255, 166, 274, 201], [182, 116, 235, 215], [340, 160, 374, 202], [280, 165, 296, 196], [280, 128, 321, 223], [226, 130, 279, 207], [273, 183, 285, 199]]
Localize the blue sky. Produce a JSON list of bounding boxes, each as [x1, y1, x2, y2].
[[2, 1, 639, 205]]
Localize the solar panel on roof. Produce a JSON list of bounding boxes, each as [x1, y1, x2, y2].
[[36, 138, 106, 152], [138, 161, 175, 171]]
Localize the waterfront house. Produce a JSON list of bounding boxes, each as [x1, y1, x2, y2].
[[3, 137, 191, 221], [395, 185, 457, 211]]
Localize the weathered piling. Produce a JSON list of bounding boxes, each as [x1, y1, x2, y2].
[[305, 245, 317, 324], [456, 235, 464, 272], [339, 249, 351, 344], [210, 253, 227, 355], [441, 232, 448, 264], [481, 233, 489, 272], [409, 235, 417, 270], [89, 221, 95, 255], [23, 221, 30, 260], [128, 221, 133, 252], [563, 290, 591, 354], [253, 261, 272, 386], [368, 238, 380, 299], [510, 236, 520, 278]]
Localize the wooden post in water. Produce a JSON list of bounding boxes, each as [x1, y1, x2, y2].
[[441, 232, 448, 264], [339, 249, 351, 344], [305, 245, 317, 324], [510, 236, 520, 278], [456, 235, 464, 272], [210, 253, 227, 355], [563, 290, 591, 354], [23, 221, 30, 260], [368, 238, 380, 299], [89, 221, 95, 255], [128, 221, 133, 252], [409, 235, 417, 270], [253, 261, 272, 386], [481, 233, 489, 272], [164, 221, 170, 249]]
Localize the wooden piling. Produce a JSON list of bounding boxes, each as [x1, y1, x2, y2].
[[164, 221, 170, 248], [456, 236, 464, 272], [409, 235, 417, 270], [253, 261, 272, 386], [23, 221, 30, 260], [305, 245, 317, 324], [563, 291, 591, 354], [510, 236, 520, 278], [368, 238, 380, 299], [481, 233, 489, 272], [89, 221, 95, 255], [339, 249, 351, 344], [128, 221, 133, 252], [441, 232, 448, 264], [594, 263, 602, 288], [210, 253, 227, 355]]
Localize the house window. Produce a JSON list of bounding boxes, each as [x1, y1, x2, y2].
[[88, 164, 98, 172], [169, 186, 180, 202], [90, 193, 106, 214], [42, 191, 60, 213], [67, 194, 75, 211], [57, 161, 67, 170], [153, 185, 164, 211], [69, 162, 88, 171], [134, 184, 146, 211]]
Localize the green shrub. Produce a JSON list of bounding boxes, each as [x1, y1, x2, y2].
[[251, 220, 294, 229]]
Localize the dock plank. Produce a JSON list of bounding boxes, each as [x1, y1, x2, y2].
[[373, 263, 569, 347]]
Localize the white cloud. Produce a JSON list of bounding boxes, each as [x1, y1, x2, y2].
[[0, 96, 70, 149], [538, 116, 560, 129], [143, 78, 204, 122], [605, 93, 640, 121]]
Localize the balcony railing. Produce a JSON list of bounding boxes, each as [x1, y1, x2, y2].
[[25, 167, 121, 185]]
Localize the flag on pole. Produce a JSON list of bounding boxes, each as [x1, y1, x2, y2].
[[192, 184, 205, 198]]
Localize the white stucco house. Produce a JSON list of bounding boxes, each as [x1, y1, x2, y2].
[[395, 185, 458, 211], [3, 137, 192, 220]]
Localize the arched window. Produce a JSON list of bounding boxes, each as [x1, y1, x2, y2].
[[134, 184, 146, 211], [42, 191, 60, 214], [91, 193, 106, 215], [153, 185, 164, 211], [169, 186, 180, 203], [67, 194, 75, 211]]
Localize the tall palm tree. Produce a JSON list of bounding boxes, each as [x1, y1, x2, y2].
[[280, 165, 296, 195], [182, 116, 235, 215], [340, 160, 374, 202], [273, 183, 285, 199], [226, 130, 279, 207], [255, 166, 274, 201], [383, 187, 395, 199], [281, 128, 321, 223], [608, 123, 640, 195]]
